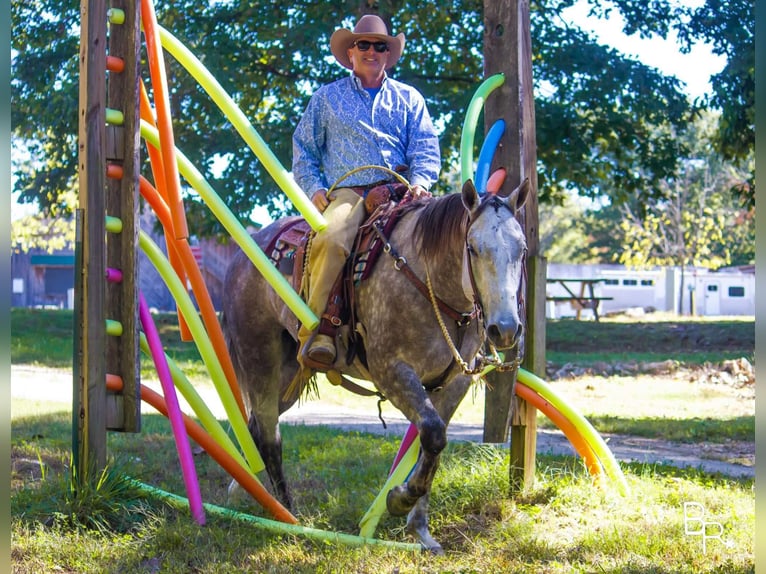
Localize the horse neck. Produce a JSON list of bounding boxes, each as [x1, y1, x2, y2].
[[420, 234, 473, 313]]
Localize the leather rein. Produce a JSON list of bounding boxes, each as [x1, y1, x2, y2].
[[374, 194, 525, 376]]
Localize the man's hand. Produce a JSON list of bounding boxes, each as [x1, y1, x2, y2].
[[311, 188, 330, 212], [410, 185, 431, 199]]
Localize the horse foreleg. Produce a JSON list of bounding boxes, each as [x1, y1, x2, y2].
[[401, 376, 473, 552], [407, 492, 444, 555], [384, 365, 448, 517]]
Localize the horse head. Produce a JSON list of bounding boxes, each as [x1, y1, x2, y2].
[[461, 178, 529, 352]]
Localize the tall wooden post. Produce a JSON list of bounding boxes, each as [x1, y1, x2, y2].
[[74, 0, 141, 485], [105, 0, 141, 432], [75, 0, 109, 479], [482, 0, 546, 491]]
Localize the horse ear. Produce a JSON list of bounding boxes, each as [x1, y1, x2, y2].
[[462, 179, 480, 213], [508, 178, 530, 211]]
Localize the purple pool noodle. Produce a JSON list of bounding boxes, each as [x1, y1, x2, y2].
[[139, 292, 206, 525], [106, 268, 123, 283]]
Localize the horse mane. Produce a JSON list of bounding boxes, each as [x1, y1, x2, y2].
[[407, 193, 469, 262]]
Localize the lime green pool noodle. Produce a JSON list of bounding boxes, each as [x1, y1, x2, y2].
[[516, 367, 629, 495], [107, 8, 125, 24], [130, 479, 422, 551], [139, 230, 265, 475], [460, 73, 505, 184], [140, 121, 318, 331], [138, 333, 251, 473], [105, 215, 123, 233], [156, 25, 326, 233], [105, 108, 124, 126], [358, 435, 421, 539], [105, 319, 123, 337]]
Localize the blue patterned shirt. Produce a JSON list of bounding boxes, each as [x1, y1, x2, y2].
[[292, 74, 441, 197]]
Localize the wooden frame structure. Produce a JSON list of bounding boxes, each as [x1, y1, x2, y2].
[[74, 0, 141, 481], [72, 0, 543, 492]]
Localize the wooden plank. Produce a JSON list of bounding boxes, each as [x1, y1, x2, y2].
[[481, 0, 519, 444], [510, 254, 545, 489], [482, 0, 542, 491], [76, 0, 108, 478], [512, 0, 544, 491], [547, 297, 613, 302], [105, 0, 141, 432]]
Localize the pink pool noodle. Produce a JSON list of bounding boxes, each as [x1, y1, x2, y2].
[[139, 292, 206, 525], [389, 424, 419, 476], [106, 268, 123, 283]]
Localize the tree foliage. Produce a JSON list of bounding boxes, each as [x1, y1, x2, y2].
[[590, 112, 753, 270], [677, 0, 755, 208], [11, 0, 754, 236], [11, 189, 77, 253]]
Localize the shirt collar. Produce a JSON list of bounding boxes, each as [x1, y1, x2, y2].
[[350, 72, 388, 92]]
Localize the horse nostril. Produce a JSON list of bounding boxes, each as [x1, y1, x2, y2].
[[487, 324, 502, 344], [487, 322, 524, 349]]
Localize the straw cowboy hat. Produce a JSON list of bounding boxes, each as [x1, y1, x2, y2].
[[329, 14, 406, 70]]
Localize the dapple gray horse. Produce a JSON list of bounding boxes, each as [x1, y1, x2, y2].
[[221, 179, 528, 552]]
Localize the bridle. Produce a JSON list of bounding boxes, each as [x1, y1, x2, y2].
[[361, 170, 526, 376], [425, 193, 526, 376]]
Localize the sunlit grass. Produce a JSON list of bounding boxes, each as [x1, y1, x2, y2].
[[12, 417, 754, 573]]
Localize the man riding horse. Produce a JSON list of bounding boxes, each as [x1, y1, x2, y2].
[[221, 13, 528, 553], [292, 14, 441, 368]]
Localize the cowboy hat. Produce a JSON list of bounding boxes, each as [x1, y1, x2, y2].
[[329, 14, 405, 70]]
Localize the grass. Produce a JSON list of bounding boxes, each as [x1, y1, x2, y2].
[[542, 414, 754, 443], [545, 314, 754, 366], [12, 308, 755, 371], [11, 309, 755, 571], [11, 408, 755, 573]]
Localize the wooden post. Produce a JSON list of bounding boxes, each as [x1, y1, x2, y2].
[[75, 0, 109, 479], [105, 0, 141, 432], [74, 0, 142, 486], [482, 0, 545, 491]]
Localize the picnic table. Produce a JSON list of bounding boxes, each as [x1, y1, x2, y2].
[[546, 277, 613, 321]]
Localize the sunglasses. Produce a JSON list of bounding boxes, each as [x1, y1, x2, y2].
[[353, 40, 389, 53]]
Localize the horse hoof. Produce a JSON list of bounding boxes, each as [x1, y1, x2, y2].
[[227, 480, 249, 507], [407, 518, 444, 555], [426, 543, 445, 556], [386, 485, 417, 517]]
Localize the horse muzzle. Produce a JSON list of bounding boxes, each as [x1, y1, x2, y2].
[[486, 320, 524, 351]]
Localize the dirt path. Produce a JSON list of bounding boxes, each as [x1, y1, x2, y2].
[[11, 365, 754, 479]]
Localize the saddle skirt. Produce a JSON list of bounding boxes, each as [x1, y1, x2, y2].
[[264, 204, 404, 326]]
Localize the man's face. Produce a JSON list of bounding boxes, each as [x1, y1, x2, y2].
[[347, 36, 389, 78]]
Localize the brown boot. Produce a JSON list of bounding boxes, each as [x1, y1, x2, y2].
[[306, 334, 336, 364]]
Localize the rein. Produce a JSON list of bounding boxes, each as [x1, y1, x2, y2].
[[329, 164, 411, 193], [376, 193, 524, 376], [456, 195, 525, 374], [425, 267, 522, 376], [371, 220, 479, 326]]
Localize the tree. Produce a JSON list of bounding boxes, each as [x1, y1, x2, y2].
[[597, 0, 755, 207], [604, 112, 753, 308], [539, 198, 603, 263], [14, 0, 739, 235], [678, 0, 755, 208], [11, 188, 77, 253]]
